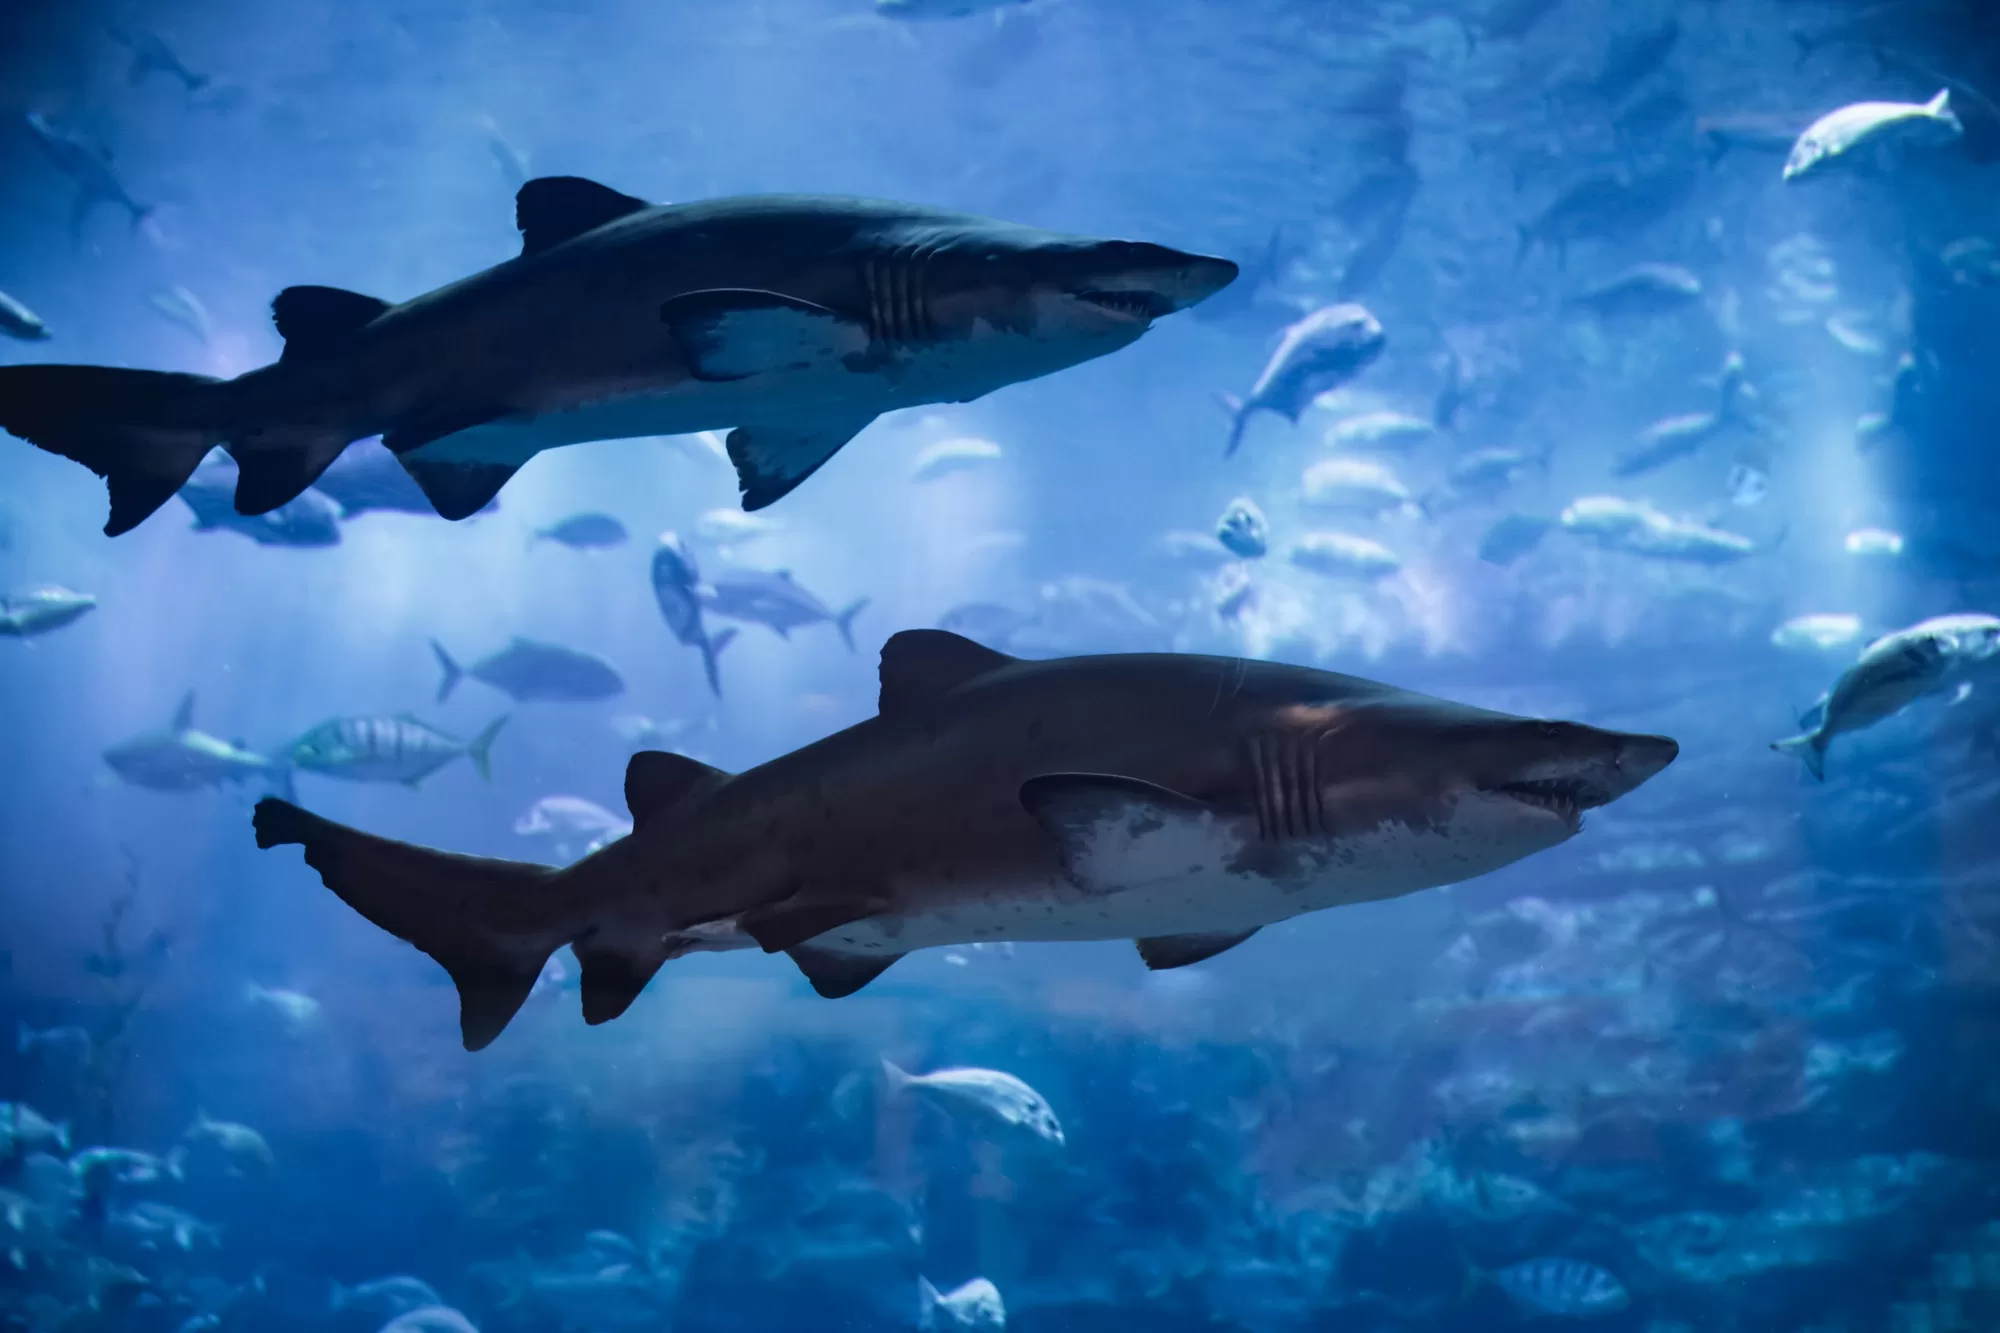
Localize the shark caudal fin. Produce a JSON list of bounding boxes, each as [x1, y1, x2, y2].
[[698, 627, 737, 697], [1771, 730, 1828, 781], [0, 366, 230, 535], [253, 799, 564, 1050], [833, 599, 870, 653]]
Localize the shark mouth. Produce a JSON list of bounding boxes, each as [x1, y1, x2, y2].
[[1075, 289, 1175, 321], [1486, 777, 1608, 827]]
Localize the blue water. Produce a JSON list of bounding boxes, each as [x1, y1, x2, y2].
[[4, 1, 2000, 1330]]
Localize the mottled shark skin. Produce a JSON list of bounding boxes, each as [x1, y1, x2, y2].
[[253, 630, 1677, 1050], [0, 179, 1236, 536]]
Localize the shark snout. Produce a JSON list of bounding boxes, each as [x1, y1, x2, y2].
[[1070, 241, 1239, 316], [1607, 731, 1679, 796]]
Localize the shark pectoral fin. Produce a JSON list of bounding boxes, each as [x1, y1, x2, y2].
[[1135, 929, 1259, 971], [661, 289, 871, 383], [624, 750, 728, 828], [515, 176, 652, 255], [1020, 774, 1245, 894], [877, 629, 1016, 715], [725, 416, 874, 512], [786, 945, 903, 999], [738, 893, 889, 955], [572, 940, 666, 1025], [395, 457, 522, 521], [270, 286, 391, 359]]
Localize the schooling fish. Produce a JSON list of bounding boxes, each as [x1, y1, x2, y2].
[[0, 585, 96, 639], [1223, 303, 1386, 455], [0, 181, 1234, 535], [651, 533, 734, 696], [22, 113, 152, 235], [701, 568, 869, 651], [883, 1059, 1065, 1149], [0, 292, 51, 342], [102, 693, 291, 796], [1783, 89, 1961, 181], [432, 637, 624, 704], [252, 629, 1676, 1049], [533, 512, 628, 549], [287, 714, 506, 787]]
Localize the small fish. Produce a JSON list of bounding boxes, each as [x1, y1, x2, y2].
[[23, 112, 152, 234], [1773, 613, 2000, 779], [513, 795, 632, 860], [71, 1145, 177, 1192], [241, 983, 322, 1030], [433, 638, 624, 704], [1215, 497, 1269, 559], [1614, 411, 1730, 477], [103, 693, 292, 796], [1324, 409, 1435, 452], [1477, 514, 1554, 566], [16, 1024, 91, 1066], [1223, 304, 1387, 455], [694, 508, 784, 546], [0, 585, 96, 639], [1489, 1257, 1630, 1317], [177, 1112, 273, 1176], [882, 1059, 1064, 1149], [289, 714, 505, 787], [910, 436, 1004, 482], [533, 512, 628, 549], [181, 458, 345, 547], [0, 292, 51, 341], [1784, 89, 1962, 181], [702, 568, 869, 651], [1445, 446, 1548, 498], [1727, 460, 1769, 506], [1825, 310, 1886, 356], [104, 23, 209, 92], [920, 1276, 1006, 1332], [1845, 527, 1905, 558], [1771, 613, 1863, 653], [0, 1103, 69, 1158], [1565, 262, 1703, 319], [148, 286, 211, 343], [1939, 236, 2000, 288], [1288, 531, 1400, 581], [1299, 457, 1415, 516], [330, 1276, 445, 1321], [651, 533, 732, 696], [107, 1200, 218, 1253]]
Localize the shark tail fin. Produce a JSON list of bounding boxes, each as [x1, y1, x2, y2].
[[1218, 393, 1250, 457], [252, 798, 563, 1050], [0, 365, 229, 535], [431, 640, 463, 704], [466, 716, 508, 783], [1771, 731, 1827, 781], [834, 598, 870, 653]]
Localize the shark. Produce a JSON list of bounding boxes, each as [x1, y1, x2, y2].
[[0, 178, 1237, 536], [253, 629, 1679, 1050]]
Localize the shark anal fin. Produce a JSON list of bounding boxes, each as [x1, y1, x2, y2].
[[516, 176, 651, 255], [395, 457, 521, 521], [573, 940, 665, 1025], [271, 286, 391, 358], [624, 750, 727, 828], [738, 894, 888, 955], [1136, 929, 1258, 970], [1020, 773, 1243, 894], [877, 629, 1016, 715], [661, 289, 871, 383], [786, 945, 901, 999], [725, 417, 874, 512]]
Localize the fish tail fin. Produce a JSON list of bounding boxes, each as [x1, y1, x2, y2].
[[1791, 32, 1814, 68], [879, 1056, 913, 1092], [0, 365, 231, 535], [53, 1120, 69, 1154], [1771, 731, 1827, 781], [1218, 393, 1250, 457], [699, 627, 737, 697], [431, 640, 463, 704], [918, 1276, 943, 1327], [467, 715, 508, 783], [252, 798, 564, 1050], [1514, 225, 1534, 264], [835, 598, 870, 653], [165, 1145, 187, 1181], [1925, 88, 1952, 118]]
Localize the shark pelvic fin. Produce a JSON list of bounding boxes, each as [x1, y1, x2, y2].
[[624, 751, 727, 828], [877, 629, 1015, 715], [573, 941, 665, 1025], [394, 457, 521, 521], [786, 945, 902, 999], [515, 176, 651, 255], [1135, 929, 1259, 970], [723, 415, 875, 512], [738, 893, 889, 954]]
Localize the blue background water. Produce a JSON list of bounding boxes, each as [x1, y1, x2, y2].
[[3, 1, 1999, 1329]]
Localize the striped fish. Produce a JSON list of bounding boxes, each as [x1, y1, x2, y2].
[[287, 714, 506, 787], [1491, 1258, 1629, 1317]]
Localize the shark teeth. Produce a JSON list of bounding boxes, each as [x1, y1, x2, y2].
[[1076, 289, 1171, 321], [1488, 777, 1605, 826]]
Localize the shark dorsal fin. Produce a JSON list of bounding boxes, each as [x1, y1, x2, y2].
[[516, 176, 651, 256], [878, 630, 1014, 715], [171, 690, 196, 730], [271, 286, 391, 358], [625, 751, 726, 828]]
